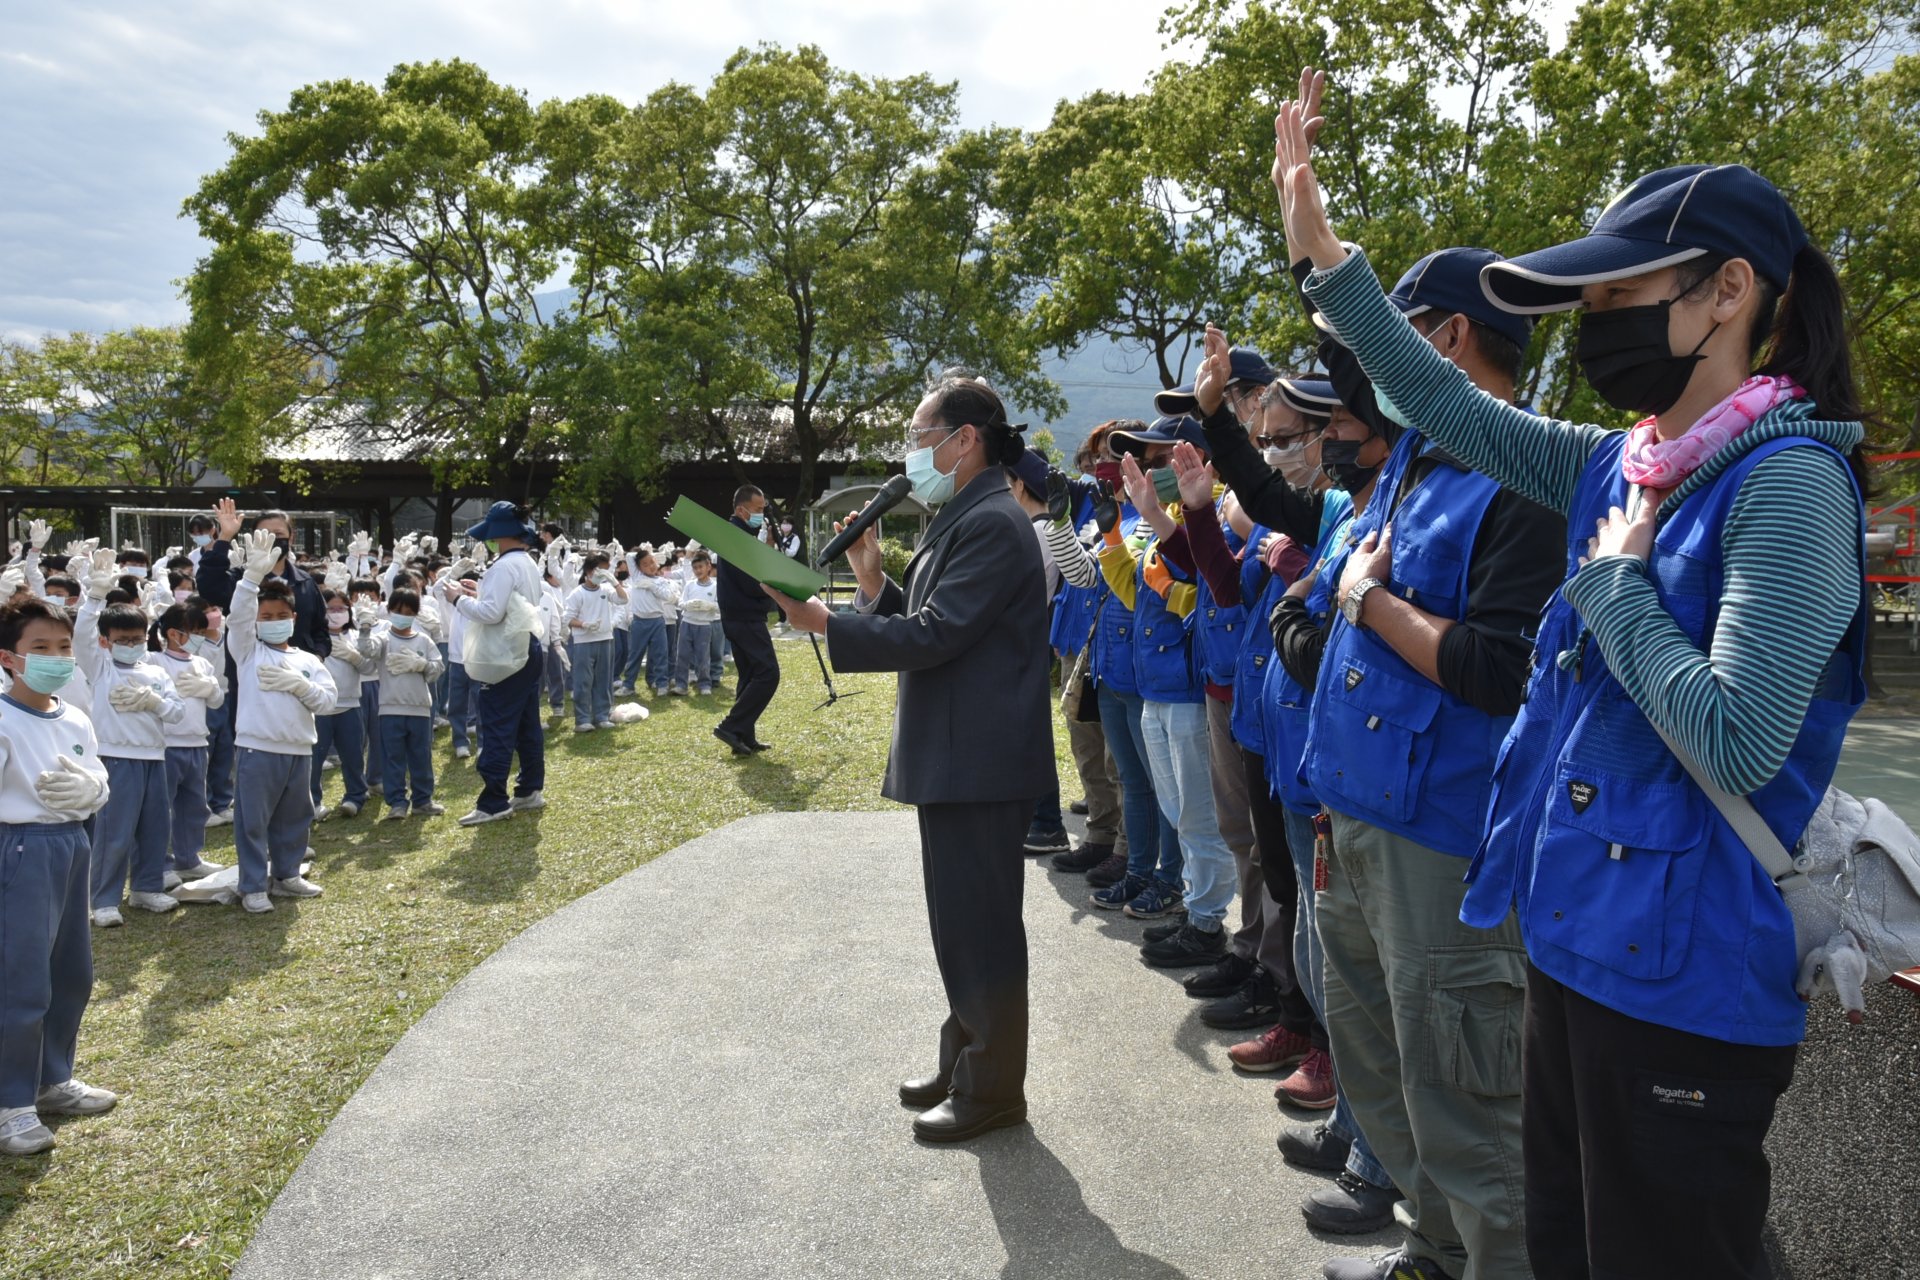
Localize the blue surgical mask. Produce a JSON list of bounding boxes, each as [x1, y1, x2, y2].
[[258, 619, 295, 645], [389, 616, 415, 633], [905, 432, 959, 505], [110, 643, 146, 666], [14, 653, 75, 695], [1377, 393, 1414, 433], [186, 635, 213, 658], [122, 565, 148, 581], [192, 533, 213, 548], [746, 513, 765, 530]]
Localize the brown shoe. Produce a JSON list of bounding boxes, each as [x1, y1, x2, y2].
[[1084, 850, 1128, 887]]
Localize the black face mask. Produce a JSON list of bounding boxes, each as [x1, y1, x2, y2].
[[273, 537, 293, 563], [1576, 299, 1720, 417], [1320, 336, 1401, 444], [1319, 438, 1381, 494]]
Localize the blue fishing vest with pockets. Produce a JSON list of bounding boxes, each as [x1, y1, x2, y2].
[[1049, 492, 1104, 658], [1228, 529, 1281, 755], [1461, 430, 1865, 1046], [1090, 509, 1146, 696], [1301, 433, 1507, 856], [1131, 542, 1203, 703], [1195, 516, 1256, 688], [1261, 496, 1354, 813]]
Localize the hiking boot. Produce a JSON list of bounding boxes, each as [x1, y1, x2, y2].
[[1305, 1171, 1402, 1236], [1277, 1047, 1338, 1109], [1123, 879, 1187, 921], [1051, 840, 1112, 873], [1228, 1023, 1312, 1073], [1022, 824, 1071, 855], [1201, 967, 1282, 1029], [1140, 922, 1226, 968], [1084, 850, 1129, 888], [1090, 872, 1146, 911], [1183, 951, 1256, 999], [1278, 1120, 1352, 1172]]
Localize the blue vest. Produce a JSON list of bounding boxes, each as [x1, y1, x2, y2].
[[1461, 433, 1865, 1046], [1261, 499, 1354, 813], [1049, 492, 1104, 656], [1301, 434, 1506, 856], [1195, 520, 1260, 687], [1131, 544, 1203, 703], [1230, 566, 1285, 755], [1088, 509, 1146, 696]]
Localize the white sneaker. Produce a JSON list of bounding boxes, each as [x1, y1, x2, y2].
[[509, 791, 546, 812], [313, 805, 333, 823], [596, 719, 616, 730], [457, 807, 513, 827], [90, 908, 123, 929], [417, 801, 446, 816], [128, 891, 179, 914], [433, 715, 451, 729], [453, 745, 470, 759], [270, 875, 323, 899], [241, 892, 274, 914], [36, 1079, 117, 1116], [573, 723, 594, 734], [337, 801, 361, 818], [162, 871, 184, 892], [0, 1107, 55, 1156], [176, 859, 224, 881], [382, 806, 410, 822], [205, 809, 234, 828]]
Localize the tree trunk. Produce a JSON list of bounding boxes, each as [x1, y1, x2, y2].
[[433, 483, 455, 546]]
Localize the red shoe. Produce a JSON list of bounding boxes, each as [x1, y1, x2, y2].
[[1228, 1023, 1312, 1073], [1275, 1046, 1337, 1109]]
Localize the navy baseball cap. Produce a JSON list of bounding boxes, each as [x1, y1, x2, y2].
[[1274, 377, 1338, 419], [1154, 348, 1276, 415], [1316, 247, 1534, 350], [1109, 414, 1210, 457], [1008, 447, 1050, 498], [1480, 164, 1810, 315]]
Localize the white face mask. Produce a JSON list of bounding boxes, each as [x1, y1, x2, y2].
[[1269, 442, 1321, 488], [123, 565, 148, 580]]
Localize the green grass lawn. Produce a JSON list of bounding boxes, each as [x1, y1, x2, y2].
[[0, 641, 1010, 1279]]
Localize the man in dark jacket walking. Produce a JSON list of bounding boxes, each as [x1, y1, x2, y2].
[[713, 484, 782, 756]]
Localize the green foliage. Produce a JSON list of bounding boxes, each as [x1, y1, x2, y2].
[[878, 535, 914, 580]]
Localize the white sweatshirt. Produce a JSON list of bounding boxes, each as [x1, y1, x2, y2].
[[369, 624, 443, 717], [0, 692, 110, 824], [624, 569, 680, 622], [323, 625, 376, 710], [155, 649, 225, 748], [228, 579, 338, 753], [678, 576, 721, 626], [456, 548, 543, 627], [74, 599, 186, 762], [565, 584, 618, 644]]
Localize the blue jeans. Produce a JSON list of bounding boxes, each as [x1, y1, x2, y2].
[[1284, 805, 1392, 1190], [1139, 699, 1230, 928], [380, 715, 435, 809], [233, 748, 313, 895], [0, 821, 91, 1107], [628, 616, 670, 691], [673, 621, 723, 691], [447, 662, 477, 749], [544, 643, 570, 711], [359, 681, 384, 793], [92, 756, 170, 907], [571, 639, 613, 725], [313, 707, 367, 808], [1094, 686, 1177, 886], [474, 635, 546, 814], [432, 642, 451, 717], [205, 694, 236, 814], [164, 745, 209, 870]]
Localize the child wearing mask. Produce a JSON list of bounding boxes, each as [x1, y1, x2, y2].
[[347, 577, 387, 803], [0, 599, 115, 1156], [229, 533, 337, 914], [540, 565, 571, 720], [372, 587, 444, 818], [313, 587, 374, 819], [153, 601, 227, 884], [75, 548, 186, 926], [672, 553, 723, 696], [437, 568, 481, 759], [565, 552, 623, 730]]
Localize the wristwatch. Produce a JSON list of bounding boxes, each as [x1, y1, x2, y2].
[[1341, 577, 1387, 628]]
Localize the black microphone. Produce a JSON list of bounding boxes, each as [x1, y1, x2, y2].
[[814, 474, 914, 569]]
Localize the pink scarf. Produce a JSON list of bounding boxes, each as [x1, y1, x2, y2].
[[1620, 375, 1805, 489]]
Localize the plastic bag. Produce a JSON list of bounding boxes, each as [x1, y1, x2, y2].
[[461, 592, 544, 685]]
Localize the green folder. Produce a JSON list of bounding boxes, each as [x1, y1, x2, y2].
[[665, 495, 829, 599]]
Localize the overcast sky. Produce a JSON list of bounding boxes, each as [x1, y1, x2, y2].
[[0, 0, 1190, 345]]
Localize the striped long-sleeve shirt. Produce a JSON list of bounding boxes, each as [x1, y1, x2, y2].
[[1304, 247, 1863, 796]]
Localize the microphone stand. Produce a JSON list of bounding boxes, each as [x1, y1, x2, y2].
[[808, 629, 863, 712]]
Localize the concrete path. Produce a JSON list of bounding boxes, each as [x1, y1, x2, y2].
[[237, 811, 1393, 1280]]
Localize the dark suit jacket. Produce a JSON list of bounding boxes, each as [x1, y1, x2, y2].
[[195, 540, 329, 661], [827, 467, 1054, 806]]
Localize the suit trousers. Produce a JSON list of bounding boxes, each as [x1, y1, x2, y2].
[[0, 822, 92, 1108], [918, 798, 1031, 1106], [718, 616, 779, 739]]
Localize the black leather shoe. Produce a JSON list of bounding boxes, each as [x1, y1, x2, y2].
[[899, 1073, 951, 1109], [1068, 799, 1090, 815], [911, 1097, 1028, 1144], [747, 738, 772, 752], [1277, 1120, 1352, 1172], [713, 726, 753, 756], [1302, 1170, 1401, 1235], [1139, 922, 1227, 969], [1182, 951, 1256, 999], [1050, 841, 1111, 873], [1201, 968, 1281, 1029]]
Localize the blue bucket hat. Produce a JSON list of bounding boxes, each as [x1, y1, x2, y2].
[[1316, 247, 1535, 350], [1479, 164, 1810, 315], [1153, 348, 1276, 416], [1109, 414, 1210, 457], [1274, 377, 1338, 419], [465, 500, 536, 543]]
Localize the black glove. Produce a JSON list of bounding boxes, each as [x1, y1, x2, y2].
[[1093, 482, 1119, 535], [1046, 468, 1071, 523]]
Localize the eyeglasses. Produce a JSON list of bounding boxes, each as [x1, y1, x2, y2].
[[1257, 429, 1322, 448], [905, 423, 961, 448]]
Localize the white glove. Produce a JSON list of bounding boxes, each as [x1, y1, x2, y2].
[[608, 539, 625, 560], [86, 547, 118, 600], [329, 633, 360, 662], [173, 669, 219, 700], [257, 662, 314, 698], [549, 536, 570, 558], [446, 557, 476, 582], [352, 599, 378, 630], [241, 529, 280, 584], [28, 519, 50, 550], [165, 545, 183, 559], [470, 540, 490, 566], [386, 649, 426, 675], [35, 754, 104, 815], [349, 530, 371, 558], [419, 535, 438, 556], [0, 566, 24, 597], [323, 561, 349, 592], [61, 539, 87, 562], [108, 681, 165, 714]]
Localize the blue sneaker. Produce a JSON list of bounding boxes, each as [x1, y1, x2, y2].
[[1123, 878, 1187, 920], [1089, 872, 1146, 911]]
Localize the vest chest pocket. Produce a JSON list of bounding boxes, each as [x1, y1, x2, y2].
[[1528, 763, 1710, 980], [1323, 655, 1442, 823], [1648, 546, 1716, 645], [1392, 540, 1467, 618]]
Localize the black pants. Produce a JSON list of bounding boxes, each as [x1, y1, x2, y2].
[[918, 799, 1030, 1105], [1239, 746, 1321, 1047], [1523, 962, 1797, 1280], [718, 615, 780, 739], [474, 635, 546, 814]]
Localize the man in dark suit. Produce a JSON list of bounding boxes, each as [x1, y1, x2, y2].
[[766, 374, 1053, 1143]]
